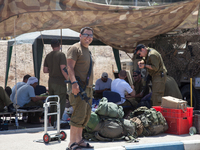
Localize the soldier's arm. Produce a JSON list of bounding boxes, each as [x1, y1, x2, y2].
[[67, 59, 80, 95], [60, 64, 68, 80], [43, 66, 49, 73]]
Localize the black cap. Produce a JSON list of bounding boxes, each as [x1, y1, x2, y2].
[[134, 44, 145, 55], [133, 70, 141, 75]]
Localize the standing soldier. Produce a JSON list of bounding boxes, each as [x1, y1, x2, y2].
[[43, 39, 68, 127], [134, 44, 167, 106], [66, 27, 94, 150]]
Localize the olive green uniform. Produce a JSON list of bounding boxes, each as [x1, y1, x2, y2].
[[67, 42, 93, 128], [44, 51, 67, 126], [0, 86, 12, 112], [143, 48, 167, 106], [133, 79, 143, 102], [164, 75, 182, 99]]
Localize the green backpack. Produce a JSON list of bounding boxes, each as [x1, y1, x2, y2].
[[95, 97, 124, 118], [83, 117, 138, 142], [85, 112, 100, 133], [97, 118, 124, 139]]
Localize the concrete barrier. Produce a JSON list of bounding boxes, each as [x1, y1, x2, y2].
[[183, 140, 200, 150], [124, 142, 184, 150], [96, 140, 200, 150]]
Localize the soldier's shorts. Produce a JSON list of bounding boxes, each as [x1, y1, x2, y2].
[[69, 87, 92, 128]]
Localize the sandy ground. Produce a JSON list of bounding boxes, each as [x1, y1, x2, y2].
[[0, 40, 133, 88]]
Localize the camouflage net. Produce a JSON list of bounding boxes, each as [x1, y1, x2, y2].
[[142, 29, 200, 86], [0, 0, 199, 53]]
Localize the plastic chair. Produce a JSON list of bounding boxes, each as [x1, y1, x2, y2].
[[35, 85, 47, 95], [103, 91, 132, 109], [102, 91, 121, 103]]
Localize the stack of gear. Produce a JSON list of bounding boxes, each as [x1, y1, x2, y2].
[[83, 97, 138, 142], [129, 106, 168, 137]]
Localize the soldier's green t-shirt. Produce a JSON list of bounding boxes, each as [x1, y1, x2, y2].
[[133, 79, 143, 102], [134, 79, 143, 96], [144, 48, 167, 77], [164, 76, 182, 99], [67, 42, 93, 87], [44, 51, 66, 86]]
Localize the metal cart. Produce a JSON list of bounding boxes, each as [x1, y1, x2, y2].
[[43, 95, 67, 144]]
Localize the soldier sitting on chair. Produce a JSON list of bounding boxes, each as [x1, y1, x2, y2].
[[0, 86, 16, 112]]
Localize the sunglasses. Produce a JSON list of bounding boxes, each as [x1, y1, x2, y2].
[[133, 75, 138, 77], [82, 33, 93, 38], [136, 49, 142, 55]]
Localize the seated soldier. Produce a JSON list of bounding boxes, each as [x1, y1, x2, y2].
[[0, 86, 16, 112], [17, 77, 46, 108], [94, 72, 112, 99], [17, 77, 46, 123], [5, 86, 12, 98], [132, 71, 151, 108], [10, 74, 31, 104], [132, 70, 145, 102]]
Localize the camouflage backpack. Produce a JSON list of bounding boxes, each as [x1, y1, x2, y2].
[[130, 117, 144, 137], [129, 106, 168, 136]]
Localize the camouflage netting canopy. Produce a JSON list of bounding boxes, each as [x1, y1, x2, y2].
[[0, 0, 199, 53], [141, 31, 200, 85]]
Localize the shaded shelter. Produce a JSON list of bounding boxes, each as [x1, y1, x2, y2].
[[2, 0, 200, 86], [5, 29, 107, 87]]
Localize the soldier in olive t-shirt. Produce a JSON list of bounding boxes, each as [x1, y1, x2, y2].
[[43, 39, 68, 127], [66, 27, 94, 149]]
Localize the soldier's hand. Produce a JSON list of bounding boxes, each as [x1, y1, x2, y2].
[[72, 83, 80, 95], [139, 63, 145, 69]]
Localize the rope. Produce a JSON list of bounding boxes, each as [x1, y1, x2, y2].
[[125, 52, 133, 61]]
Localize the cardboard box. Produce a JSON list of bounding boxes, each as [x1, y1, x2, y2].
[[161, 96, 187, 110]]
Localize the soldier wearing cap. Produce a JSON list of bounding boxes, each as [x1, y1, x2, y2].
[[132, 70, 147, 102], [94, 72, 112, 99], [134, 44, 167, 106]]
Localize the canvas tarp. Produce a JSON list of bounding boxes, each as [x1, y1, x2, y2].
[[0, 0, 199, 53]]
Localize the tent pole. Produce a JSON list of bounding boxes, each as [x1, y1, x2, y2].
[[40, 31, 46, 56], [5, 45, 13, 88], [13, 18, 19, 129], [60, 29, 62, 52], [112, 48, 121, 72]]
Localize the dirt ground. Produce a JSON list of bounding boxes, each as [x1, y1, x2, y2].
[[0, 40, 132, 89]]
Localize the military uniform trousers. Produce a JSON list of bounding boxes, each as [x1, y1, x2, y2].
[[151, 74, 166, 106]]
